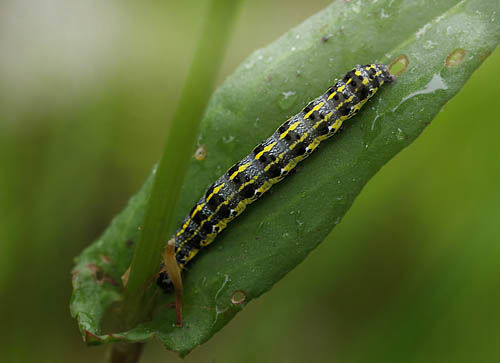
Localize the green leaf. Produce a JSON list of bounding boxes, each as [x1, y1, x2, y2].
[[71, 0, 500, 356], [118, 0, 243, 335]]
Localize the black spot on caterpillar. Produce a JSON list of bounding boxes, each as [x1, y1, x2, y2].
[[157, 64, 393, 292]]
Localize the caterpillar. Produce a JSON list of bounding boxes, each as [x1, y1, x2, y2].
[[157, 64, 393, 293]]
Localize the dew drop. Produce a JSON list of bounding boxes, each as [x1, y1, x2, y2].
[[415, 23, 431, 39], [423, 40, 438, 50], [278, 91, 297, 110], [212, 274, 231, 326], [392, 73, 448, 112], [222, 135, 234, 144], [362, 112, 382, 148], [395, 127, 406, 141], [380, 8, 390, 19], [294, 211, 305, 233]]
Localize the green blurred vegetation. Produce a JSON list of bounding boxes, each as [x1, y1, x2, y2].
[[1, 0, 499, 362]]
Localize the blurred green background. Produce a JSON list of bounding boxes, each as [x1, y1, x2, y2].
[[1, 0, 499, 362]]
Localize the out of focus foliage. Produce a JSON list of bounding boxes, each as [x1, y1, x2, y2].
[[1, 0, 500, 362]]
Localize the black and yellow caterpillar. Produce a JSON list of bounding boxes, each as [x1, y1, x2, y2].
[[157, 64, 393, 292]]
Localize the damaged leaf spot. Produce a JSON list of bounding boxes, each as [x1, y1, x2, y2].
[[445, 48, 466, 67], [88, 264, 119, 286], [230, 290, 247, 305], [194, 145, 208, 161], [389, 55, 409, 76]]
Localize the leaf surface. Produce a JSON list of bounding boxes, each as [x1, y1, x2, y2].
[[70, 0, 500, 355]]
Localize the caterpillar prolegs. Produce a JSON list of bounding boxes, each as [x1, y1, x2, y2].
[[157, 64, 393, 293]]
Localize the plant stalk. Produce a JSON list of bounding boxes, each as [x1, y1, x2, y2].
[[109, 0, 243, 361]]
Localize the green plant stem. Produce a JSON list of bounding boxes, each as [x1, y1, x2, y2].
[[114, 0, 242, 338], [108, 1, 242, 361]]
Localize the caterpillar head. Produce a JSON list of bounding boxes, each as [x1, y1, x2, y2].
[[374, 63, 395, 84], [157, 267, 174, 293]]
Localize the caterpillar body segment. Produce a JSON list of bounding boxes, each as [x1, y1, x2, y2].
[[157, 64, 393, 292]]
